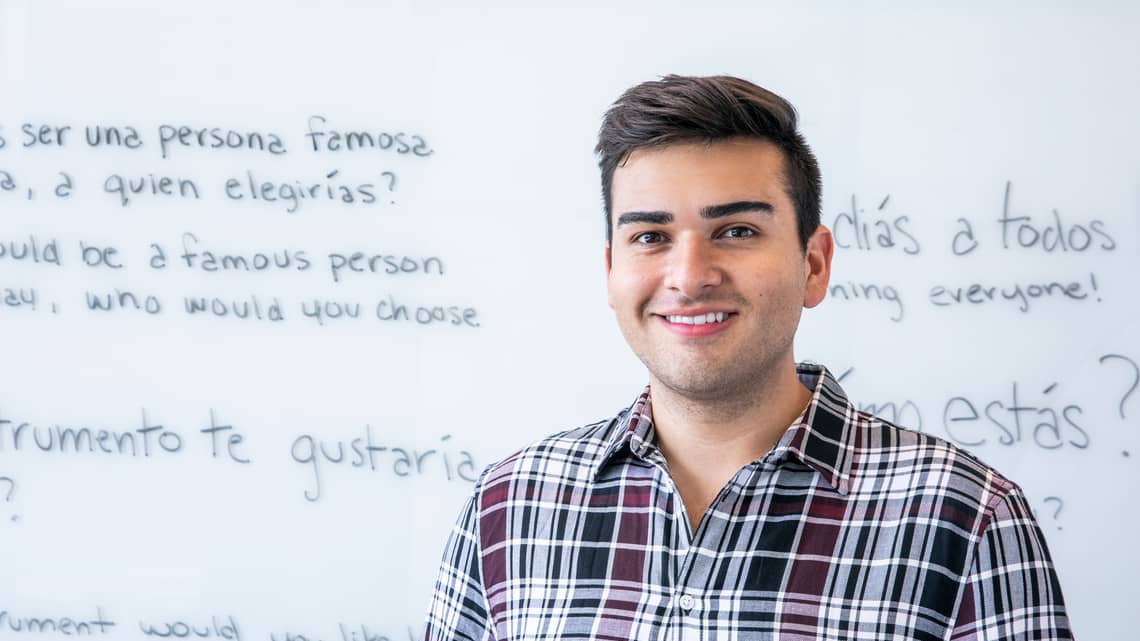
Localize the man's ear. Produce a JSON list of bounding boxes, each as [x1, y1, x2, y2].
[[803, 226, 834, 308]]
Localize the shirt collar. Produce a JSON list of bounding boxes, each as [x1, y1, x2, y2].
[[593, 363, 856, 495]]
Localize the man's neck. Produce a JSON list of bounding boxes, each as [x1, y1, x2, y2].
[[649, 363, 813, 475], [646, 361, 813, 535]]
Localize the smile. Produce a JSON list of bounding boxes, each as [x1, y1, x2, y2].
[[656, 311, 736, 336], [665, 312, 727, 325]]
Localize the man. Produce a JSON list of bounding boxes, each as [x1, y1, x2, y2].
[[425, 75, 1072, 640]]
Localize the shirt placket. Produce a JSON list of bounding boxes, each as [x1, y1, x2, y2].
[[657, 461, 755, 641]]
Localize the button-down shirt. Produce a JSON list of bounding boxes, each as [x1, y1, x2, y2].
[[425, 364, 1072, 640]]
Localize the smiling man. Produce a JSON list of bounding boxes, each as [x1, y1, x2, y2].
[[425, 75, 1072, 641]]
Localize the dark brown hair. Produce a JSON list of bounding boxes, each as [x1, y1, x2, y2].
[[595, 75, 821, 250]]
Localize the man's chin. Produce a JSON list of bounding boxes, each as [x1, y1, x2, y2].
[[648, 368, 741, 401]]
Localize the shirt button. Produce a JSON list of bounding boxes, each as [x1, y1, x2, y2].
[[679, 594, 695, 611]]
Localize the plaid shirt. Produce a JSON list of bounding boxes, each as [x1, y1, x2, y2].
[[425, 364, 1072, 640]]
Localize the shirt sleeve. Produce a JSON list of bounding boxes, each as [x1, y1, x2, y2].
[[424, 469, 495, 641], [952, 486, 1074, 640]]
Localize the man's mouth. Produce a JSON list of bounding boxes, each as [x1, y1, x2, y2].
[[663, 312, 728, 325], [655, 311, 736, 335]]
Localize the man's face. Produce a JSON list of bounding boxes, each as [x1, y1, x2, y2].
[[605, 138, 832, 401]]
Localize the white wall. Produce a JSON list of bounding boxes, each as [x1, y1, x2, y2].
[[1, 1, 1135, 639]]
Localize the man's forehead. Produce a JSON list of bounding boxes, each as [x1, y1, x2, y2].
[[612, 139, 790, 213]]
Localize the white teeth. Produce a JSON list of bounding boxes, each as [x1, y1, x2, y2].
[[666, 313, 728, 325]]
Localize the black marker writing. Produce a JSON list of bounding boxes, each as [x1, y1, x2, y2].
[[84, 124, 143, 149], [305, 115, 433, 156], [997, 181, 1116, 252], [157, 124, 286, 159], [0, 606, 115, 635], [929, 273, 1100, 312], [200, 411, 251, 464], [827, 281, 904, 321], [290, 426, 478, 502], [21, 122, 72, 147], [182, 294, 286, 322], [832, 194, 921, 254], [942, 382, 1089, 450], [138, 615, 240, 640], [0, 410, 184, 458], [103, 173, 200, 207], [85, 289, 162, 314], [0, 235, 63, 266], [327, 252, 443, 283]]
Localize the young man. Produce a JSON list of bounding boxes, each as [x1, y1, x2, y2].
[[425, 76, 1072, 640]]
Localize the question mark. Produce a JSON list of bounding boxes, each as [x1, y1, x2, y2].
[[380, 171, 397, 203], [0, 476, 16, 522], [1042, 496, 1063, 530], [1099, 354, 1139, 458], [1099, 354, 1139, 418]]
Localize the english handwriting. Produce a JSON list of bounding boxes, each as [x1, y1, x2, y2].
[[827, 281, 904, 321], [301, 299, 360, 325], [1, 287, 38, 311], [929, 273, 1099, 312], [182, 294, 286, 322], [327, 252, 443, 283], [373, 295, 480, 327], [0, 235, 63, 266], [84, 289, 162, 314], [178, 232, 312, 274], [139, 614, 240, 640], [79, 241, 124, 269]]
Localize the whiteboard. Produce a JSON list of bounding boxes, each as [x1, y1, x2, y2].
[[1, 1, 1136, 639]]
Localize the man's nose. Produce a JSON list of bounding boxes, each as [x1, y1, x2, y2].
[[663, 235, 723, 298]]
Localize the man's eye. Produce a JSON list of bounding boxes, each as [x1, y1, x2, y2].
[[633, 231, 665, 244], [721, 226, 757, 239]]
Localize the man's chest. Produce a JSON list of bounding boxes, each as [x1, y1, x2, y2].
[[478, 463, 973, 640]]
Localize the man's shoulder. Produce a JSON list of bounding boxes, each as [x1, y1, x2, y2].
[[846, 407, 1020, 510], [476, 412, 628, 491]]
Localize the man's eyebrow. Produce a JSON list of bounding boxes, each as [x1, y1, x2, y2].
[[614, 201, 773, 228], [700, 200, 774, 219], [615, 211, 673, 227]]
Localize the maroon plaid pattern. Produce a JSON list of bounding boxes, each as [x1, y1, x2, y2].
[[425, 364, 1072, 640]]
